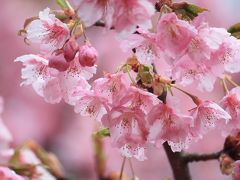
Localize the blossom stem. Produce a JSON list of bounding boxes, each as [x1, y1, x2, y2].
[[128, 159, 135, 179], [171, 85, 201, 105], [225, 75, 239, 87], [221, 78, 229, 94], [119, 157, 126, 180]]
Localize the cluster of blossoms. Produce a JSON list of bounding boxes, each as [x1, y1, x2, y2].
[[14, 1, 240, 180], [127, 12, 240, 92]]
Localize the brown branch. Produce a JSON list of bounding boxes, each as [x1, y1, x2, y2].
[[183, 151, 222, 163], [163, 142, 191, 180]]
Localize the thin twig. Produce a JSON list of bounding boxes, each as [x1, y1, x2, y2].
[[183, 150, 222, 163], [119, 157, 126, 180]]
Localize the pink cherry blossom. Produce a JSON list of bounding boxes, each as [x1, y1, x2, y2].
[[102, 106, 148, 160], [15, 54, 94, 104], [147, 100, 193, 152], [121, 29, 165, 66], [190, 100, 231, 138], [118, 86, 160, 114], [75, 0, 109, 27], [26, 8, 70, 53], [0, 167, 25, 180], [79, 42, 98, 67], [63, 37, 79, 62], [92, 72, 130, 105], [74, 90, 108, 121], [220, 87, 240, 134], [156, 13, 197, 61], [106, 0, 155, 35], [171, 54, 219, 92], [211, 36, 240, 74]]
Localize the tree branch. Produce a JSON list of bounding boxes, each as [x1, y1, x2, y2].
[[183, 151, 222, 163]]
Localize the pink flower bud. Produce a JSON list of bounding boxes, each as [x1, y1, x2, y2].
[[79, 43, 98, 67], [49, 54, 70, 72], [63, 37, 79, 62]]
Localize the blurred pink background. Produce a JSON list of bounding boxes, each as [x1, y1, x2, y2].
[[1, 0, 240, 179]]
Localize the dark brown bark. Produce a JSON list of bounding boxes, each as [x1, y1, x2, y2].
[[163, 142, 191, 180]]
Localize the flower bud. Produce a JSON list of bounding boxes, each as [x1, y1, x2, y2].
[[63, 37, 79, 62], [79, 42, 98, 67], [49, 54, 70, 72]]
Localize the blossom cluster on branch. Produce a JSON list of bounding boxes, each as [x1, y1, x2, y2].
[[7, 0, 240, 179]]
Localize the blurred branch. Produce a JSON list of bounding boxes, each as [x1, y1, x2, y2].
[[183, 151, 222, 163]]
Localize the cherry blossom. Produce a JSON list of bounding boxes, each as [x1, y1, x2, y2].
[[79, 42, 98, 67], [74, 90, 108, 121], [15, 54, 94, 104], [102, 106, 148, 160], [121, 29, 164, 66], [156, 13, 197, 61], [147, 98, 193, 152], [75, 0, 109, 27], [118, 86, 160, 114], [220, 87, 240, 134], [106, 0, 155, 35], [92, 72, 130, 105], [26, 8, 70, 53], [0, 167, 25, 180], [190, 100, 231, 138]]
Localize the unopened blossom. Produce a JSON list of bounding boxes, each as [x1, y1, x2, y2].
[[79, 42, 98, 67], [156, 13, 197, 61], [0, 167, 25, 180], [15, 54, 94, 104], [106, 0, 155, 35], [190, 100, 231, 138], [233, 160, 240, 180], [26, 8, 70, 53], [48, 54, 70, 72], [102, 106, 148, 160], [147, 100, 193, 152], [220, 87, 240, 134], [63, 37, 79, 62]]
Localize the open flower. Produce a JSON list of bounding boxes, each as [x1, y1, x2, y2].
[[190, 100, 231, 138], [147, 100, 193, 152], [26, 8, 70, 53], [102, 106, 148, 160], [15, 54, 94, 104], [106, 0, 155, 35], [220, 87, 240, 134], [156, 13, 197, 61]]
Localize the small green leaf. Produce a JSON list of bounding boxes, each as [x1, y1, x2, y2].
[[184, 4, 207, 16], [173, 2, 207, 20], [228, 23, 240, 38], [95, 128, 110, 138], [138, 65, 153, 86]]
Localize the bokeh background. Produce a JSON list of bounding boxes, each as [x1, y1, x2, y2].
[[1, 0, 240, 179]]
